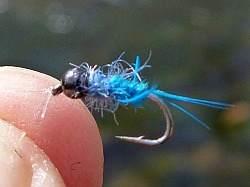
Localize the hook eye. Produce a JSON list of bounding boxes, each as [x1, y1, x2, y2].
[[115, 93, 174, 146]]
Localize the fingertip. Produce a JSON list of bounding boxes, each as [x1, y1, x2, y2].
[[0, 66, 103, 187]]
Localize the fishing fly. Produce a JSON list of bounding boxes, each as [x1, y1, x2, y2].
[[51, 52, 233, 146]]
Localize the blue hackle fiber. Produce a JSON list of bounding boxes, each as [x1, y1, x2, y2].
[[77, 53, 233, 129]]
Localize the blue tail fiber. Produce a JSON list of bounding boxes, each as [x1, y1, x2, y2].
[[154, 90, 233, 109], [166, 101, 211, 129], [153, 90, 233, 129], [133, 56, 140, 82]]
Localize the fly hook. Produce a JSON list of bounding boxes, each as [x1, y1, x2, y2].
[[115, 93, 174, 146]]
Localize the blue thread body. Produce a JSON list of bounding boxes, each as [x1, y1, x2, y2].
[[68, 53, 232, 129]]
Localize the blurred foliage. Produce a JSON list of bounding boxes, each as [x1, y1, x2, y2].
[[0, 0, 249, 186]]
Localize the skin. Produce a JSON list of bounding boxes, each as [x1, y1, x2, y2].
[[0, 67, 103, 187]]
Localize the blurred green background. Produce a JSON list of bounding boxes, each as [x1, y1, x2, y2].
[[0, 0, 249, 186]]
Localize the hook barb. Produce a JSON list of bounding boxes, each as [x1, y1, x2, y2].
[[115, 93, 174, 146]]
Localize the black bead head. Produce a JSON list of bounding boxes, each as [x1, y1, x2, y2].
[[61, 67, 88, 99]]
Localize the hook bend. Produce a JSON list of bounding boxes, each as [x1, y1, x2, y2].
[[115, 93, 174, 146]]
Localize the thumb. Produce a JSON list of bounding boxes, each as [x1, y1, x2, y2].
[[0, 67, 103, 187]]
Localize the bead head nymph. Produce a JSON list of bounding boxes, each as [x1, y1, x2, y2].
[[49, 52, 233, 146]]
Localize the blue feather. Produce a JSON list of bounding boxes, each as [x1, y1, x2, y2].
[[152, 90, 233, 129], [154, 90, 233, 109]]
